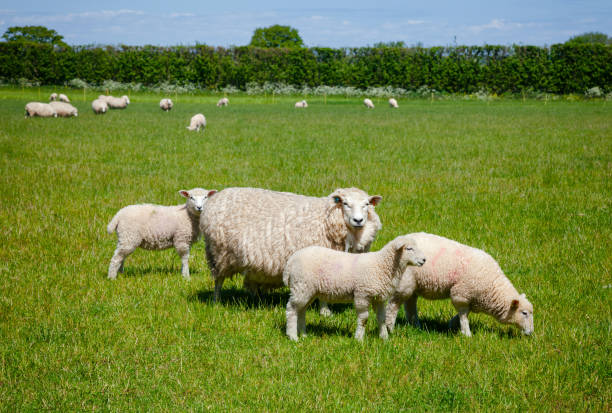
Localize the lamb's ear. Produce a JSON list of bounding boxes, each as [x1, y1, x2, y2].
[[369, 195, 382, 206], [207, 190, 217, 197], [510, 299, 519, 309], [179, 190, 189, 198]]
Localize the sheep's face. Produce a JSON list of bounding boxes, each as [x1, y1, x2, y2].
[[508, 294, 534, 335], [331, 189, 381, 230], [180, 188, 217, 215], [397, 236, 427, 269]]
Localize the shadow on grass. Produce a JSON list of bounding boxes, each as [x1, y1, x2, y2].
[[114, 265, 197, 278], [393, 315, 523, 339]]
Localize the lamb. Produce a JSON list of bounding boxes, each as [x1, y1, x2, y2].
[[59, 93, 70, 103], [49, 101, 78, 117], [160, 98, 173, 111], [49, 93, 58, 101], [363, 98, 374, 108], [385, 232, 534, 337], [91, 98, 109, 114], [200, 187, 383, 315], [216, 97, 229, 107], [25, 102, 57, 118], [186, 114, 206, 131], [294, 100, 308, 108], [388, 98, 399, 108], [284, 235, 426, 341], [106, 188, 217, 280], [99, 95, 130, 109]]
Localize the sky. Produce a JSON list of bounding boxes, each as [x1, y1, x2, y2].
[[0, 0, 610, 48]]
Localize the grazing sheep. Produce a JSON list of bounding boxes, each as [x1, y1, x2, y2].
[[106, 188, 217, 280], [295, 100, 308, 108], [363, 98, 374, 108], [160, 98, 173, 111], [284, 235, 426, 341], [389, 98, 399, 108], [385, 232, 534, 337], [91, 98, 109, 114], [186, 114, 206, 131], [49, 101, 78, 117], [25, 102, 57, 118], [59, 93, 70, 103], [217, 97, 229, 107], [200, 187, 383, 313], [49, 93, 58, 102], [99, 95, 130, 109]]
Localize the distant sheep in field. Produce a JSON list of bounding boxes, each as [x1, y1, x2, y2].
[[295, 100, 308, 108], [49, 93, 58, 102], [186, 114, 206, 131], [160, 98, 173, 111], [25, 102, 57, 118], [59, 93, 70, 103], [106, 188, 217, 280], [389, 98, 398, 108], [92, 98, 108, 114], [49, 101, 78, 117], [99, 95, 130, 109], [385, 232, 534, 337], [217, 97, 229, 107], [363, 98, 374, 108]]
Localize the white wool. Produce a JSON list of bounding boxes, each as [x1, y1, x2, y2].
[[363, 98, 374, 108], [388, 98, 398, 108], [186, 114, 206, 131], [217, 97, 229, 107], [59, 93, 70, 103], [99, 95, 130, 109], [385, 232, 534, 337], [25, 102, 57, 118], [160, 98, 173, 111], [49, 93, 58, 102], [107, 188, 217, 280], [294, 100, 308, 108], [49, 101, 78, 117], [91, 99, 109, 114], [284, 235, 426, 341]]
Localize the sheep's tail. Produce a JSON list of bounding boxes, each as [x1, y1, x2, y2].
[[107, 213, 120, 234]]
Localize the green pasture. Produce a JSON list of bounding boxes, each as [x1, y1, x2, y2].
[[0, 87, 610, 411]]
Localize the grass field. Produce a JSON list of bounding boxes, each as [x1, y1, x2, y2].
[[0, 87, 610, 411]]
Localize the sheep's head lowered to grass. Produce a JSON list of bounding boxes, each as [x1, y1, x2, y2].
[[330, 188, 382, 230], [505, 293, 534, 336]]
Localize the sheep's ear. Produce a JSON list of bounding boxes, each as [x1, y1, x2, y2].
[[330, 191, 343, 204], [510, 299, 519, 309], [369, 195, 382, 206], [179, 190, 189, 198], [207, 190, 217, 197]]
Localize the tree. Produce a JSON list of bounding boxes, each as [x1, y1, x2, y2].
[[249, 25, 304, 48], [2, 25, 68, 47], [565, 32, 611, 45]]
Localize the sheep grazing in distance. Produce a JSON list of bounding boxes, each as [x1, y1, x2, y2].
[[59, 93, 70, 103], [99, 95, 130, 109], [186, 114, 206, 131], [295, 100, 308, 108], [25, 102, 57, 118], [49, 93, 58, 102], [389, 98, 399, 108], [92, 98, 109, 114], [385, 232, 534, 337], [160, 98, 173, 111], [49, 101, 78, 117], [200, 187, 383, 314], [106, 188, 217, 280], [363, 98, 375, 108], [284, 235, 426, 341], [217, 97, 229, 107]]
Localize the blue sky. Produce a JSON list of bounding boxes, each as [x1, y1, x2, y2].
[[0, 1, 610, 47]]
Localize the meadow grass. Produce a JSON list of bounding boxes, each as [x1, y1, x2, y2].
[[0, 87, 610, 411]]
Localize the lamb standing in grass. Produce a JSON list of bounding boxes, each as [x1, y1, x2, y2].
[[25, 102, 57, 118], [92, 98, 108, 114], [49, 93, 58, 101], [364, 98, 374, 108], [385, 232, 534, 336], [106, 188, 217, 280], [49, 101, 78, 117], [160, 98, 173, 111], [186, 114, 206, 131], [217, 97, 229, 107], [59, 93, 70, 103], [389, 98, 399, 108], [295, 100, 308, 108], [284, 235, 426, 341], [200, 187, 383, 314]]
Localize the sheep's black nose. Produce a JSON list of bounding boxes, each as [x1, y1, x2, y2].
[[353, 218, 363, 224]]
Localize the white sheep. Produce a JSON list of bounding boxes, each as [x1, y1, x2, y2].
[[284, 235, 426, 341], [91, 98, 109, 114], [49, 93, 58, 102], [385, 232, 534, 337], [25, 102, 57, 118], [160, 98, 173, 111], [186, 114, 206, 131], [106, 188, 217, 280], [294, 100, 308, 108], [363, 98, 374, 108], [216, 97, 229, 107], [99, 95, 130, 109], [49, 101, 78, 117], [389, 98, 398, 108], [59, 93, 70, 103], [200, 187, 383, 315]]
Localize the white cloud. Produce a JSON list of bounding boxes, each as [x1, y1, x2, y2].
[[170, 13, 195, 18]]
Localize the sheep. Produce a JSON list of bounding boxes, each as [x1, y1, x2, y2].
[[284, 235, 426, 341], [99, 95, 130, 109], [91, 98, 109, 114], [294, 100, 308, 108], [217, 97, 229, 107], [389, 98, 399, 108], [106, 188, 217, 280], [25, 102, 57, 118], [200, 187, 383, 315], [59, 93, 70, 103], [385, 232, 534, 337], [186, 114, 206, 131], [363, 98, 374, 108], [49, 93, 58, 102], [160, 98, 173, 111], [49, 101, 78, 117]]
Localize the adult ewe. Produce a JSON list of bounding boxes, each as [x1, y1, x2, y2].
[[385, 232, 534, 337], [25, 102, 57, 118], [99, 95, 130, 109], [186, 114, 206, 131], [200, 187, 383, 312], [49, 101, 78, 117], [217, 97, 229, 107], [160, 98, 173, 111], [107, 188, 217, 279], [363, 98, 375, 108], [389, 98, 399, 108], [284, 235, 426, 341], [295, 100, 308, 108], [49, 93, 58, 101], [92, 98, 109, 114]]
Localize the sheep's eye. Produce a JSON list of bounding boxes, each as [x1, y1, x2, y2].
[[406, 247, 413, 251], [343, 202, 348, 206], [521, 311, 528, 316]]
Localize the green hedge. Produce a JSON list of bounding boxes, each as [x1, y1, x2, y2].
[[1, 42, 610, 93]]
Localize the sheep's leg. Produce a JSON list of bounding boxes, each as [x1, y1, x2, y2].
[[108, 245, 135, 279], [286, 300, 299, 341], [213, 278, 225, 303], [297, 307, 307, 338], [175, 245, 191, 280], [375, 301, 388, 340], [319, 300, 332, 317], [404, 295, 420, 328], [385, 296, 402, 333], [449, 305, 472, 337], [354, 298, 370, 341]]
